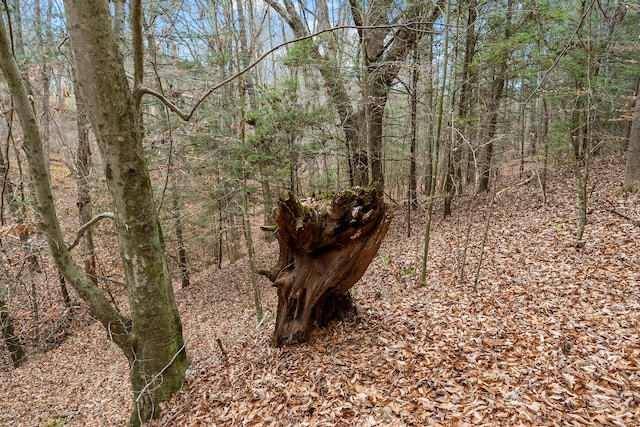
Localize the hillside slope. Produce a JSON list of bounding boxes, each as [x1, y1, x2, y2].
[[2, 157, 639, 426]]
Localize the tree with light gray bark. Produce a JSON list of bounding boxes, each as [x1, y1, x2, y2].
[[0, 1, 189, 425], [264, 0, 440, 188]]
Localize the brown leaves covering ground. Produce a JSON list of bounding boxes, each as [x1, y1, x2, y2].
[[2, 157, 640, 426]]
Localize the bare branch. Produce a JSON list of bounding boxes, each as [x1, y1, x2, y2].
[[520, 0, 596, 111], [134, 22, 437, 122], [67, 212, 114, 251], [605, 202, 640, 228]]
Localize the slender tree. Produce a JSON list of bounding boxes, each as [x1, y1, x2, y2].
[[623, 85, 640, 192], [406, 45, 419, 236], [420, 0, 451, 286], [0, 294, 25, 367], [172, 181, 191, 288], [444, 0, 477, 216], [265, 0, 439, 188], [0, 117, 10, 215], [0, 2, 190, 425], [237, 0, 275, 227], [477, 0, 513, 193], [69, 61, 98, 288]]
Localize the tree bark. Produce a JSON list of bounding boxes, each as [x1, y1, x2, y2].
[[0, 296, 25, 367], [260, 188, 392, 346], [0, 125, 11, 215], [63, 2, 189, 425], [71, 63, 98, 286], [265, 0, 438, 189], [172, 183, 190, 288], [407, 45, 419, 236], [408, 55, 419, 207], [478, 0, 512, 194], [0, 2, 188, 425], [623, 92, 640, 192]]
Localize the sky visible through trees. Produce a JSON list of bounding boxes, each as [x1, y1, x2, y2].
[[0, 0, 639, 425]]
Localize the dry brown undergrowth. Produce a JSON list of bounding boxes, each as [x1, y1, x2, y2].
[[2, 157, 639, 426]]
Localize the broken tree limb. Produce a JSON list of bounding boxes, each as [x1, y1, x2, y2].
[[67, 212, 114, 251], [604, 204, 640, 228], [259, 188, 392, 346], [496, 171, 537, 197]]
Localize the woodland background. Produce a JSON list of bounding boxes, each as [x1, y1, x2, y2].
[[0, 0, 639, 425]]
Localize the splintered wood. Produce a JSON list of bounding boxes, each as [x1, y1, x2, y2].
[[260, 189, 392, 346], [3, 158, 639, 426]]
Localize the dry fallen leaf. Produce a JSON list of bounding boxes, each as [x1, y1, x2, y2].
[[2, 157, 640, 427]]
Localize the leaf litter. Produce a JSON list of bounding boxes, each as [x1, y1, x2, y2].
[[1, 156, 639, 426]]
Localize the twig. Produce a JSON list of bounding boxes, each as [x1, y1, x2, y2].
[[256, 309, 271, 329], [67, 212, 114, 251], [536, 166, 546, 206], [133, 22, 437, 122], [473, 182, 498, 294], [216, 337, 228, 362], [135, 343, 187, 403]]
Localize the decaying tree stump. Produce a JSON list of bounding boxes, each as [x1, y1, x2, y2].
[[259, 188, 392, 346]]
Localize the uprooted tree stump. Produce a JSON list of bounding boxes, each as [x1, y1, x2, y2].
[[259, 188, 393, 346]]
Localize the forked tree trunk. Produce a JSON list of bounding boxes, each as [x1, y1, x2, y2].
[[260, 188, 392, 346], [264, 0, 438, 190]]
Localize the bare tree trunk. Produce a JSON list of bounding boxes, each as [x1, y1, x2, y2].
[[40, 65, 51, 171], [0, 295, 25, 367], [260, 189, 391, 346], [237, 68, 262, 316], [478, 0, 512, 194], [623, 91, 640, 192], [172, 183, 190, 288], [9, 128, 26, 221], [424, 37, 434, 196], [112, 0, 127, 52], [65, 2, 190, 422], [541, 97, 549, 205], [216, 196, 223, 269], [237, 0, 275, 230], [7, 0, 25, 60], [519, 81, 527, 178], [443, 146, 455, 218], [0, 128, 11, 216], [35, 0, 52, 173], [444, 0, 477, 218], [0, 2, 190, 424], [420, 0, 451, 286], [407, 46, 419, 237], [58, 274, 72, 308], [478, 73, 506, 193], [242, 192, 262, 319], [72, 70, 98, 286]]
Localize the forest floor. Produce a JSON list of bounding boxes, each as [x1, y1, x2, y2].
[[1, 156, 639, 426]]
